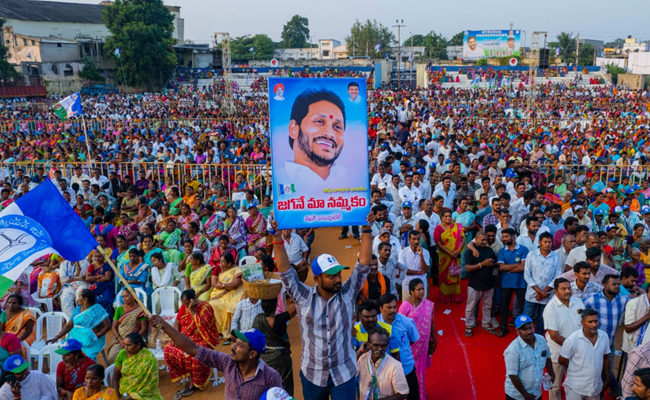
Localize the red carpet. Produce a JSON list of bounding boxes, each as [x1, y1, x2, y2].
[[425, 281, 616, 400]]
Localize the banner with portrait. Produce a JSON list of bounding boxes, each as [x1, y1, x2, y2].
[[463, 29, 522, 60], [269, 77, 370, 229]]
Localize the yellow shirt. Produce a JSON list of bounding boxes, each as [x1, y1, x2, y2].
[[354, 321, 399, 354]]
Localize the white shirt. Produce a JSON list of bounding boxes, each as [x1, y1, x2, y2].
[[371, 172, 393, 187], [273, 233, 308, 264], [432, 187, 456, 209], [414, 181, 431, 201], [565, 245, 588, 269], [398, 246, 430, 292], [398, 185, 422, 212], [560, 328, 610, 397], [89, 175, 109, 188], [277, 160, 361, 195], [542, 296, 585, 362], [414, 210, 442, 238], [372, 235, 402, 263]]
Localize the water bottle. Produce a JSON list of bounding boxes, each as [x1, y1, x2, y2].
[[542, 372, 552, 391], [156, 339, 161, 354]]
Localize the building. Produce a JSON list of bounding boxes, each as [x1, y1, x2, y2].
[[273, 48, 319, 61], [387, 46, 426, 61], [0, 0, 184, 91], [319, 39, 341, 59], [578, 38, 604, 49], [623, 36, 649, 53], [446, 45, 462, 60]]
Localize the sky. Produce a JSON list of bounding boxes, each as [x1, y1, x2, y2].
[[52, 0, 650, 46]]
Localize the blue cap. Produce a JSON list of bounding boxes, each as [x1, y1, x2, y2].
[[3, 355, 28, 374], [633, 184, 642, 191], [576, 188, 584, 194], [259, 387, 296, 400], [417, 168, 425, 174], [642, 206, 650, 215], [506, 171, 518, 178], [428, 162, 435, 168], [622, 205, 630, 210], [570, 199, 577, 204], [608, 177, 617, 182], [595, 209, 607, 216], [232, 329, 267, 354], [55, 338, 83, 355], [515, 314, 533, 329], [402, 201, 413, 209]]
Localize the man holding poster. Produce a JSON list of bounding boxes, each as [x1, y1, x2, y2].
[[269, 77, 370, 229]]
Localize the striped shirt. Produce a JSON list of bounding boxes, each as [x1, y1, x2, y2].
[[583, 290, 629, 348], [231, 298, 263, 332], [279, 261, 370, 387]]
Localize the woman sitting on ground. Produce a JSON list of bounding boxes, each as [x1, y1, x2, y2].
[[112, 332, 163, 400]]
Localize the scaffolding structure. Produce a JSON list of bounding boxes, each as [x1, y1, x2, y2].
[[527, 31, 547, 112], [214, 32, 235, 115]]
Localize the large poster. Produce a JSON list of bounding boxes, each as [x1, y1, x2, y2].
[[463, 29, 521, 60], [269, 77, 370, 229]]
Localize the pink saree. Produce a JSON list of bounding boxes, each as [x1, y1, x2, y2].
[[398, 299, 434, 400]]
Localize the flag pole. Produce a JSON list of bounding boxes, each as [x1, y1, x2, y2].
[[96, 246, 152, 316], [119, 58, 127, 89], [81, 114, 93, 172]]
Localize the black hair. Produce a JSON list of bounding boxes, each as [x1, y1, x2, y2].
[[573, 261, 591, 274], [181, 289, 196, 301], [586, 247, 601, 260], [621, 266, 639, 279], [538, 232, 553, 242], [377, 293, 397, 308], [580, 307, 599, 320], [261, 298, 278, 317], [222, 253, 235, 265], [576, 225, 589, 234], [347, 81, 359, 89], [86, 364, 105, 379], [408, 278, 424, 293], [79, 289, 96, 305], [633, 368, 650, 388], [601, 274, 620, 285], [485, 224, 497, 234], [502, 227, 516, 237], [150, 252, 164, 262], [367, 326, 390, 343], [124, 332, 146, 349], [378, 242, 392, 251], [358, 301, 379, 317], [554, 277, 570, 290], [564, 217, 578, 228], [260, 255, 275, 272], [289, 88, 346, 149], [5, 293, 23, 306]]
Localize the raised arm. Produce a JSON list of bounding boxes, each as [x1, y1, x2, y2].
[[148, 314, 200, 357]]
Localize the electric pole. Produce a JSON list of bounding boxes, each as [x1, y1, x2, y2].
[[575, 32, 580, 66], [393, 19, 406, 89]]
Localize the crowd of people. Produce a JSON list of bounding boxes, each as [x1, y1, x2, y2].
[[0, 65, 648, 400]]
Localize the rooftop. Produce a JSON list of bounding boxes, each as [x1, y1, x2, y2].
[[0, 0, 105, 24]]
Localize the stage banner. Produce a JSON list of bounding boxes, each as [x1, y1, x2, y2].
[[269, 77, 370, 229], [463, 29, 521, 60]]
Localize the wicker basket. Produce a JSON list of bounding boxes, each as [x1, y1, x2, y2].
[[242, 271, 282, 300]]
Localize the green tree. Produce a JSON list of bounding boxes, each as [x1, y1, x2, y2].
[[281, 15, 309, 48], [78, 55, 105, 82], [346, 19, 394, 58], [403, 31, 448, 59], [0, 18, 21, 84], [448, 31, 465, 46], [103, 0, 178, 90], [578, 43, 595, 66], [231, 34, 275, 61], [606, 64, 626, 84], [604, 38, 625, 49], [555, 32, 576, 63]]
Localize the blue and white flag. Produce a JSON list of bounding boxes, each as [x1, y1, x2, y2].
[[52, 92, 82, 121], [114, 47, 120, 59], [249, 46, 254, 52], [26, 53, 31, 59], [409, 52, 414, 61], [0, 180, 97, 295], [421, 47, 425, 56], [555, 47, 561, 57], [374, 43, 381, 52]]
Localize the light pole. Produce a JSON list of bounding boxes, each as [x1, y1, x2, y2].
[[393, 19, 406, 89], [309, 35, 315, 60]]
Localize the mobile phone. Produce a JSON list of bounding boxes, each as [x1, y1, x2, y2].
[[5, 375, 16, 385]]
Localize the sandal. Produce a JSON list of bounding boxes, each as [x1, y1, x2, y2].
[[181, 388, 195, 398], [483, 326, 499, 336], [464, 328, 473, 337], [497, 329, 510, 337]]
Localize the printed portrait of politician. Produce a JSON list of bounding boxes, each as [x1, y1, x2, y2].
[[274, 88, 364, 194], [465, 36, 485, 59], [348, 82, 361, 104]]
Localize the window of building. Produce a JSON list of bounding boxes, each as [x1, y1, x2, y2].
[[31, 40, 35, 46], [323, 50, 330, 57], [63, 64, 73, 77], [22, 38, 27, 46], [57, 43, 62, 48]]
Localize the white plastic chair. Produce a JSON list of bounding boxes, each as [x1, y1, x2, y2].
[[26, 307, 43, 320], [30, 312, 69, 365], [104, 364, 115, 387], [37, 343, 64, 384], [239, 256, 257, 267], [151, 287, 181, 324], [31, 291, 61, 313], [21, 341, 31, 367], [114, 287, 148, 310]]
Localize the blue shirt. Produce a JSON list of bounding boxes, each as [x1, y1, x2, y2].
[[541, 217, 565, 237], [504, 334, 550, 400], [583, 290, 629, 348], [378, 313, 420, 375], [498, 243, 529, 289]]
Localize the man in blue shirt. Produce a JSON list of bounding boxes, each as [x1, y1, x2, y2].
[[378, 293, 420, 400], [498, 228, 529, 337]]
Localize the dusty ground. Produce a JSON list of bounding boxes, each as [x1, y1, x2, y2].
[[151, 226, 359, 400]]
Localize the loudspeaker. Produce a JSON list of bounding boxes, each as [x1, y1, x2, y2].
[[539, 49, 549, 69]]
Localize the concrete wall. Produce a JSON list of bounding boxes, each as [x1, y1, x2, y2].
[[249, 58, 374, 68], [618, 74, 648, 90], [40, 42, 80, 63], [8, 20, 110, 42]]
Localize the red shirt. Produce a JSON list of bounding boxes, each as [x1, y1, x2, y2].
[[56, 356, 96, 392]]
